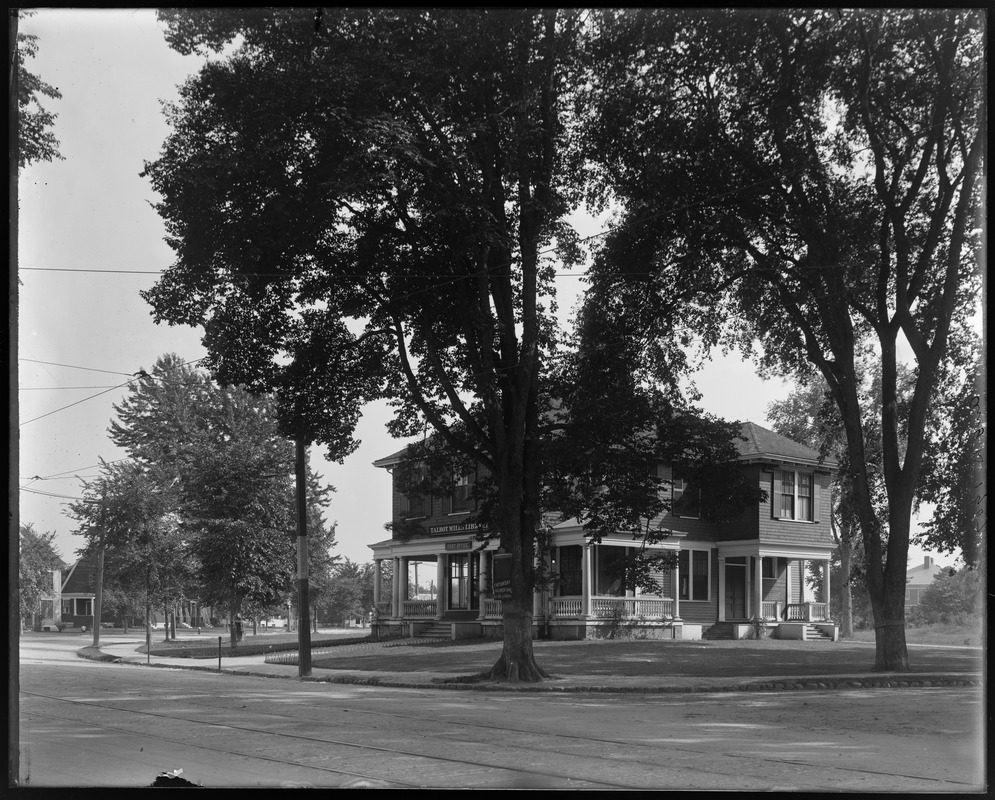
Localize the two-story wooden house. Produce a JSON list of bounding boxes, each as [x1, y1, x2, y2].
[[369, 421, 838, 641]]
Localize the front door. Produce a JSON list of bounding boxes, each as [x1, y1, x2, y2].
[[725, 564, 746, 619], [448, 554, 478, 611]]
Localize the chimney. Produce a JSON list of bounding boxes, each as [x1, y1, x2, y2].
[[924, 556, 933, 569]]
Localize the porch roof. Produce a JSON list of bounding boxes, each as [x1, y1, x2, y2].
[[718, 539, 834, 561]]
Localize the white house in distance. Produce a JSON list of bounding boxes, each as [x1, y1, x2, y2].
[[905, 555, 946, 607]]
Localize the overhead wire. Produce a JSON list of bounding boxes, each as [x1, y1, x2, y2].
[[19, 356, 208, 427]]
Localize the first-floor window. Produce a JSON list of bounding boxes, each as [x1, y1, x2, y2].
[[77, 598, 93, 616], [678, 549, 710, 601], [557, 546, 582, 596], [62, 599, 74, 616]]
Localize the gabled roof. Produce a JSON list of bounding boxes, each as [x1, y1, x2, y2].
[[906, 556, 946, 587], [734, 422, 838, 470], [61, 556, 96, 595]]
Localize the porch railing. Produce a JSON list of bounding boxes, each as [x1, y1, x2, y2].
[[785, 602, 829, 622], [549, 596, 674, 620], [548, 597, 582, 618], [761, 601, 783, 621], [482, 599, 503, 619], [401, 600, 437, 618]]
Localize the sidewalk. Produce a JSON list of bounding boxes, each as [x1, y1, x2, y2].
[[88, 639, 983, 694]]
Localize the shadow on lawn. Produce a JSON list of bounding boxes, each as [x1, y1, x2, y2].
[[310, 638, 983, 678]]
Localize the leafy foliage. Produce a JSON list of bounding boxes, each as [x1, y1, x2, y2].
[[581, 8, 984, 670], [72, 354, 338, 646], [69, 459, 193, 624], [18, 523, 65, 622], [15, 13, 63, 167], [142, 8, 591, 681], [910, 567, 983, 626], [916, 357, 986, 566]]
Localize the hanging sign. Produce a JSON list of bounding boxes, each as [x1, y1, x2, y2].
[[444, 541, 473, 551], [492, 553, 513, 600]]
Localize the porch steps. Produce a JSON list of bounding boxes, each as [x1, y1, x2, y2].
[[805, 625, 833, 641], [415, 622, 453, 641], [702, 622, 735, 640]]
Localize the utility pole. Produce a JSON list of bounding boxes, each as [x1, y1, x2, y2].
[[92, 497, 106, 649], [9, 12, 21, 786], [295, 427, 312, 677]]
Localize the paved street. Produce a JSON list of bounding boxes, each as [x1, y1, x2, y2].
[[16, 633, 986, 790]]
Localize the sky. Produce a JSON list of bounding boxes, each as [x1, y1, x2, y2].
[[15, 9, 945, 572]]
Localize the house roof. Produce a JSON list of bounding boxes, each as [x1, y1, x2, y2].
[[372, 445, 410, 469], [734, 422, 838, 470], [374, 421, 838, 471], [61, 556, 97, 595], [906, 556, 946, 588]]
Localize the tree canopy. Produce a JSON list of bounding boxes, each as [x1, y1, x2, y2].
[[580, 8, 984, 669], [14, 13, 63, 168], [139, 8, 983, 676], [141, 8, 763, 681], [18, 523, 65, 624], [71, 354, 338, 647]]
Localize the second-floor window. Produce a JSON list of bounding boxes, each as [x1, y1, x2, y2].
[[672, 471, 701, 518], [780, 470, 813, 521], [450, 470, 473, 514], [402, 463, 429, 519]]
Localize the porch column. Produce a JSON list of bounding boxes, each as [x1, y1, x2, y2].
[[823, 558, 831, 620], [717, 557, 726, 622], [753, 555, 763, 619], [399, 557, 409, 617], [798, 560, 806, 602], [372, 559, 381, 611], [672, 554, 680, 620], [391, 557, 401, 618], [581, 545, 593, 618], [477, 551, 487, 620], [436, 555, 446, 619], [532, 551, 547, 619]]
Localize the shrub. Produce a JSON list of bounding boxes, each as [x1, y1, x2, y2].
[[916, 567, 983, 625]]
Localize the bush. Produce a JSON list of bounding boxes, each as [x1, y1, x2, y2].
[[915, 567, 983, 625]]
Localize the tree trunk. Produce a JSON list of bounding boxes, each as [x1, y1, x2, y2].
[[839, 537, 854, 639], [229, 595, 242, 650], [488, 608, 550, 682]]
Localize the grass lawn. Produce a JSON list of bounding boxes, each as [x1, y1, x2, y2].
[[308, 636, 983, 679], [849, 621, 984, 648], [140, 622, 984, 679]]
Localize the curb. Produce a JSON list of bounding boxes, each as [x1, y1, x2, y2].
[[77, 647, 982, 694]]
